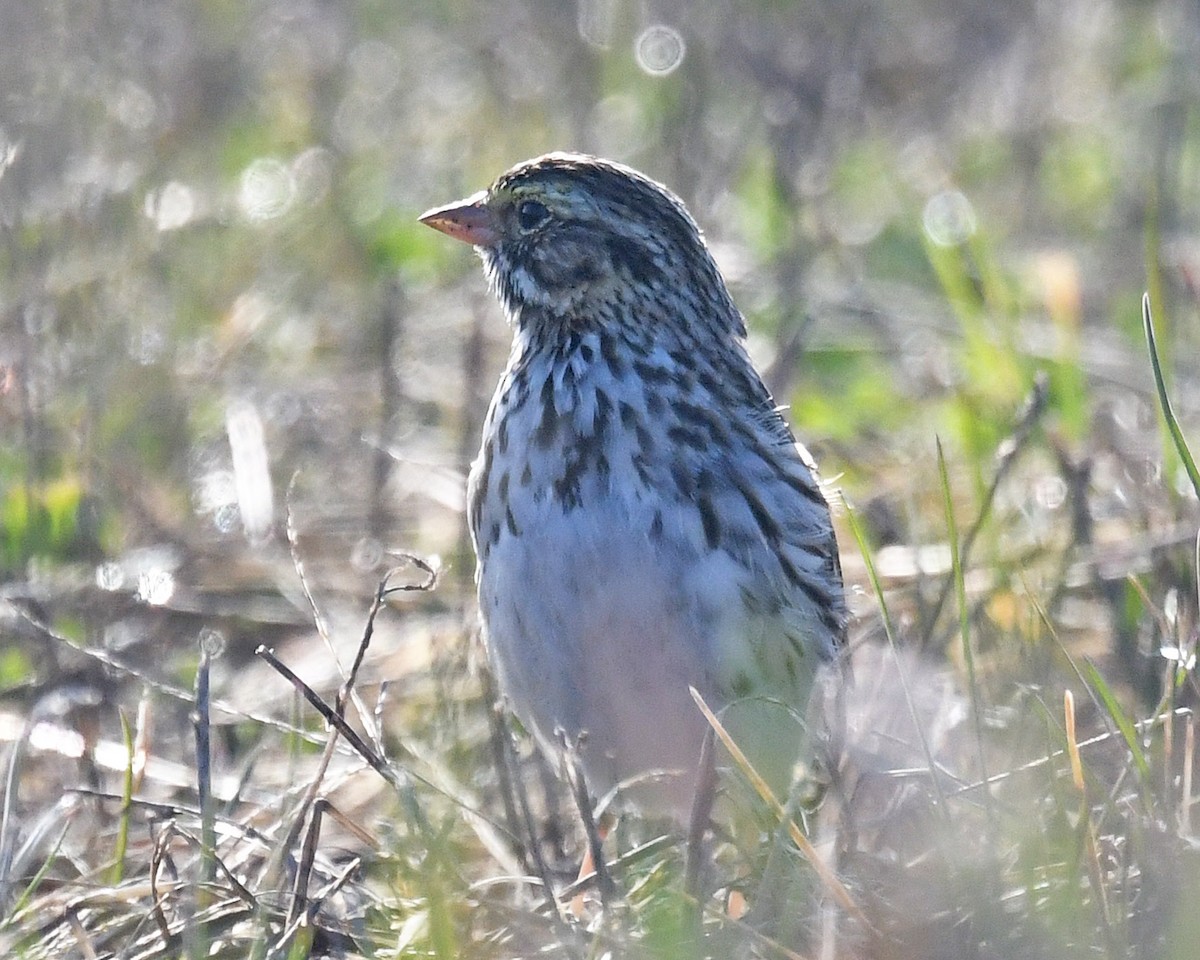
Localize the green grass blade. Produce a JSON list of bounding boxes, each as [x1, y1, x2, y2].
[[845, 501, 949, 818], [1080, 659, 1150, 783], [1142, 293, 1200, 499], [4, 825, 70, 925], [107, 709, 134, 885], [937, 438, 992, 817], [844, 503, 898, 654]]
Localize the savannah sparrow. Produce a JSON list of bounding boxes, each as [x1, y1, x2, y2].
[[421, 153, 845, 820]]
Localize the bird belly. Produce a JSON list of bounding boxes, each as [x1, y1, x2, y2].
[[477, 494, 812, 817], [478, 498, 709, 811]]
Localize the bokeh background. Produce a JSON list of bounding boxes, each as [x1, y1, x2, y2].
[[2, 1, 1200, 957]]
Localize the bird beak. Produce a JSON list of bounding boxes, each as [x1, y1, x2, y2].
[[418, 191, 498, 247]]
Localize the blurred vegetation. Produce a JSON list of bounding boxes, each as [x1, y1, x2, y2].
[[1, 0, 1199, 957]]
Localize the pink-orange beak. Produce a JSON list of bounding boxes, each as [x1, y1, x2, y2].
[[418, 191, 498, 246]]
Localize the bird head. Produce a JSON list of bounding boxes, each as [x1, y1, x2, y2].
[[420, 153, 738, 335]]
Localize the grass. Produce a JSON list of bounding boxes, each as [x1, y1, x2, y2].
[[3, 168, 1199, 957], [2, 5, 1199, 953], [1, 302, 1196, 957], [4, 195, 1199, 955]]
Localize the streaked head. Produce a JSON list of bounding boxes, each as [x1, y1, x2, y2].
[[420, 153, 735, 331]]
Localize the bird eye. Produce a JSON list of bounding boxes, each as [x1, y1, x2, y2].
[[517, 199, 551, 232]]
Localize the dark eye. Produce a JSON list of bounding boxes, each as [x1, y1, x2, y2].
[[517, 199, 551, 232]]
